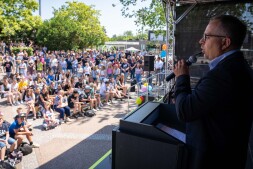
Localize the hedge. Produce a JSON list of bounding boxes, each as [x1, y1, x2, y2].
[[11, 47, 34, 56]]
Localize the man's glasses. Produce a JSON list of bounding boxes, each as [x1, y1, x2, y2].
[[202, 34, 227, 41]]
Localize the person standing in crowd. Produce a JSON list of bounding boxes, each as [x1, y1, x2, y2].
[[173, 15, 253, 169], [3, 58, 13, 77], [121, 59, 129, 85], [27, 56, 35, 76], [19, 60, 27, 77], [130, 57, 136, 80], [59, 57, 67, 73], [135, 63, 143, 88], [154, 57, 164, 86]]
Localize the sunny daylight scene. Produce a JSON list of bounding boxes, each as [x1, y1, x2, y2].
[[0, 0, 253, 169]]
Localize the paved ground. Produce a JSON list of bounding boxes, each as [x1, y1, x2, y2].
[[0, 74, 141, 169]]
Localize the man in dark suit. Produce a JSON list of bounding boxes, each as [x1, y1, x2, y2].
[[173, 15, 253, 169]]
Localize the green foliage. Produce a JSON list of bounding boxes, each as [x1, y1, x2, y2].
[[118, 0, 166, 32], [36, 2, 108, 50], [0, 0, 42, 41], [11, 47, 33, 56], [110, 30, 148, 41]]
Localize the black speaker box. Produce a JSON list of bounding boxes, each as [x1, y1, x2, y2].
[[144, 55, 155, 71]]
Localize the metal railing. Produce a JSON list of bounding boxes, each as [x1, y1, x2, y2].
[[126, 70, 174, 113]]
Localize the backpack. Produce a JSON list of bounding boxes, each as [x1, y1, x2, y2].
[[18, 142, 33, 156], [0, 161, 16, 169], [8, 150, 23, 166], [84, 110, 96, 117]]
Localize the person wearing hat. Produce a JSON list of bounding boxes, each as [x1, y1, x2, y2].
[[0, 112, 17, 161], [9, 113, 39, 148]]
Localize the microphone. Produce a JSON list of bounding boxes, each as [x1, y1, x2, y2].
[[165, 52, 202, 82]]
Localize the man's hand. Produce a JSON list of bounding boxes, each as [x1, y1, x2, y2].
[[173, 59, 189, 77]]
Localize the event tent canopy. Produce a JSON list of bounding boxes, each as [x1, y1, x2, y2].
[[125, 47, 140, 51]]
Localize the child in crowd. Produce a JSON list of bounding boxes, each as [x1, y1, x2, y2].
[[42, 102, 59, 130], [90, 83, 103, 109]]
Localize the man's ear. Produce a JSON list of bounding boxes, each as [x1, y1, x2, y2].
[[222, 37, 231, 50]]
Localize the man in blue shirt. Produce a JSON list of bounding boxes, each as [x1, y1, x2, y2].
[[9, 113, 39, 148]]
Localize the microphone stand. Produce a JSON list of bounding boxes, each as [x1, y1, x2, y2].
[[168, 82, 175, 104], [163, 80, 175, 104]]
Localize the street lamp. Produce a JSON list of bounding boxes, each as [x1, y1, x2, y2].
[[39, 0, 41, 16]]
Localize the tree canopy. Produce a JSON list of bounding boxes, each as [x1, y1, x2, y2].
[[118, 0, 166, 34], [110, 30, 148, 41], [36, 2, 108, 50], [0, 0, 42, 41]]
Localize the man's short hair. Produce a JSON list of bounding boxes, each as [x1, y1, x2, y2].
[[211, 15, 247, 49], [73, 90, 79, 94]]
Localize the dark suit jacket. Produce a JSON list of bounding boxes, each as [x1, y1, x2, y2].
[[174, 51, 253, 169]]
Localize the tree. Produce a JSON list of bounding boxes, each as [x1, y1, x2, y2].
[[0, 0, 42, 41], [118, 0, 166, 33], [109, 30, 147, 41], [36, 1, 108, 50]]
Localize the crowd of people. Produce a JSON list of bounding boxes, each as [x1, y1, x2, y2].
[[0, 41, 168, 166], [0, 41, 167, 125]]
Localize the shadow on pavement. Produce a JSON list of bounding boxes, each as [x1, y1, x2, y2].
[[38, 125, 115, 169]]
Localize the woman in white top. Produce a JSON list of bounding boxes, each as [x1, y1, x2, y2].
[[99, 66, 106, 84], [11, 78, 22, 105], [18, 60, 27, 77], [15, 54, 23, 74], [83, 63, 91, 78], [25, 89, 36, 120], [77, 64, 84, 77], [1, 77, 15, 105], [59, 57, 67, 72], [50, 56, 58, 73]]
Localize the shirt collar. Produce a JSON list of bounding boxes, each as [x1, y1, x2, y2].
[[209, 49, 239, 70]]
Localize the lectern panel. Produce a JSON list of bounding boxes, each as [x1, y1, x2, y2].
[[112, 102, 188, 169], [114, 131, 182, 169]]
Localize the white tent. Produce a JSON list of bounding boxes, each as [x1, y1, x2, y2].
[[125, 47, 140, 51]]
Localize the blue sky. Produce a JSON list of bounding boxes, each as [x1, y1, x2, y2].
[[36, 0, 149, 38]]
